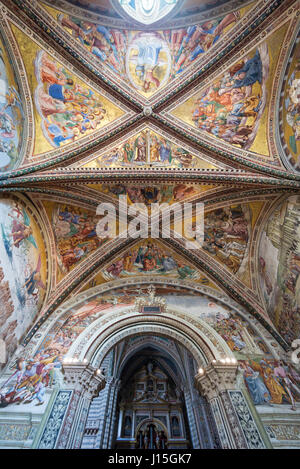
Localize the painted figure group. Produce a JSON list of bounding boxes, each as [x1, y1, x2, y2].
[[104, 242, 198, 279], [239, 360, 300, 410], [202, 205, 249, 273], [192, 48, 266, 148], [58, 10, 240, 95], [104, 183, 197, 205], [35, 51, 107, 147], [0, 353, 61, 407], [97, 132, 197, 168], [0, 42, 24, 172], [53, 205, 106, 272], [284, 57, 300, 167]]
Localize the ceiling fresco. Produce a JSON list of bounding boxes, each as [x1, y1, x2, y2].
[[202, 203, 253, 275], [43, 2, 247, 98], [58, 0, 119, 17], [88, 183, 213, 207], [79, 127, 220, 169], [10, 22, 126, 157], [100, 238, 205, 281], [41, 200, 108, 282], [278, 30, 300, 173], [168, 22, 290, 158], [0, 0, 298, 362], [49, 0, 248, 22]]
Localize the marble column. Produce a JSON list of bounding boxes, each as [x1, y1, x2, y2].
[[183, 386, 201, 449], [37, 364, 105, 449], [117, 408, 123, 438], [195, 363, 265, 449]]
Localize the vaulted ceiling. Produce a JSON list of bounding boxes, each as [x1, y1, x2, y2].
[[0, 0, 299, 360]]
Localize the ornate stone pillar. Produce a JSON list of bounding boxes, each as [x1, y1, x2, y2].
[[91, 377, 121, 449], [131, 410, 136, 439], [37, 364, 105, 449], [117, 408, 123, 438], [195, 363, 265, 449], [107, 379, 121, 448], [183, 386, 201, 449]]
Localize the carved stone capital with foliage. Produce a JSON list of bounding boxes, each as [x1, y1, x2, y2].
[[62, 364, 106, 400], [194, 363, 238, 400]]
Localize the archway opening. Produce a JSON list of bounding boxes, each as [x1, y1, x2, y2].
[[82, 334, 220, 449], [116, 347, 191, 449]]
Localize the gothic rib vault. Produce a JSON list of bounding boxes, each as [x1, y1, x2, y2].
[[0, 0, 299, 450]]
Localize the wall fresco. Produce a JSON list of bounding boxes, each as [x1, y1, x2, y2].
[[203, 204, 252, 274], [279, 35, 300, 171], [166, 295, 269, 357], [0, 199, 47, 362], [0, 34, 24, 172], [239, 359, 300, 412], [258, 196, 300, 345]]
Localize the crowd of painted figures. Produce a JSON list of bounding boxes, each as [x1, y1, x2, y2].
[[211, 316, 265, 354], [104, 183, 198, 205], [0, 41, 24, 172], [284, 55, 300, 167], [0, 201, 46, 363], [96, 132, 198, 168], [58, 11, 239, 93], [202, 205, 250, 273], [239, 360, 300, 410], [103, 241, 199, 280], [191, 47, 268, 148], [53, 205, 106, 272], [35, 51, 108, 147], [259, 198, 300, 346]]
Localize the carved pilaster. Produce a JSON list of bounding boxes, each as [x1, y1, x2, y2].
[[219, 390, 248, 449], [46, 364, 106, 449], [194, 363, 265, 449]]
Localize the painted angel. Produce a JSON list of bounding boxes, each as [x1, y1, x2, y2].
[[8, 208, 37, 249], [24, 255, 45, 299]]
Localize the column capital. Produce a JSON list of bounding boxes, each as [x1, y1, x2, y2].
[[194, 363, 238, 400], [62, 363, 106, 400]]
